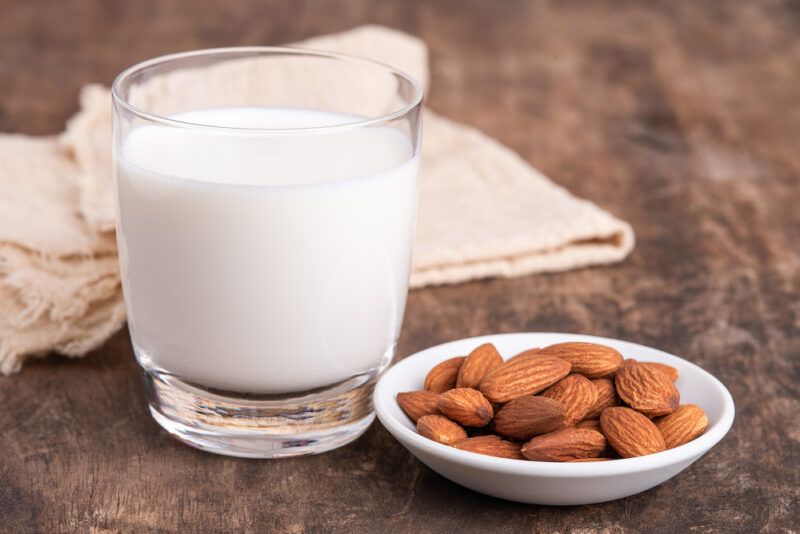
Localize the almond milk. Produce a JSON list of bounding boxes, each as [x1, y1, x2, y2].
[[116, 107, 419, 393]]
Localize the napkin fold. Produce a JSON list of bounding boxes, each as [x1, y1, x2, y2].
[[0, 25, 633, 374]]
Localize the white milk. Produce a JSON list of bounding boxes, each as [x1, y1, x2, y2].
[[116, 108, 419, 394]]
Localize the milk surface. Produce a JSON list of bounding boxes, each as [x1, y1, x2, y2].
[[116, 107, 419, 393]]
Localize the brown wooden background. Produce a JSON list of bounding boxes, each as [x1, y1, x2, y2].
[[1, 1, 799, 532]]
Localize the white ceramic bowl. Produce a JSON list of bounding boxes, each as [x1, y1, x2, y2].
[[374, 333, 735, 505]]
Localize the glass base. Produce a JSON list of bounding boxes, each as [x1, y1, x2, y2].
[[140, 362, 382, 458]]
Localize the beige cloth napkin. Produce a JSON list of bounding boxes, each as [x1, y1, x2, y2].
[[0, 25, 634, 374]]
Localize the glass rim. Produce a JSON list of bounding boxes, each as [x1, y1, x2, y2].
[[111, 46, 424, 135]]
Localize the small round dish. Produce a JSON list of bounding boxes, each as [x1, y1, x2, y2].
[[373, 333, 735, 505]]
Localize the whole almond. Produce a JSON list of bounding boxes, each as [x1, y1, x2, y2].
[[453, 435, 523, 459], [619, 359, 679, 382], [457, 344, 504, 388], [600, 406, 666, 458], [437, 388, 494, 427], [521, 428, 606, 462], [538, 342, 623, 378], [541, 374, 599, 425], [615, 363, 680, 416], [424, 356, 466, 393], [417, 415, 467, 445], [479, 356, 571, 403], [493, 396, 566, 440], [583, 378, 621, 420], [655, 404, 708, 449], [397, 391, 440, 423]]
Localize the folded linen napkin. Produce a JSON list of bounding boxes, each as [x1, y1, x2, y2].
[[0, 25, 634, 374]]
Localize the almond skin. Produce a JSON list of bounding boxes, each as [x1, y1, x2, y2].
[[521, 428, 606, 462], [538, 342, 623, 378], [583, 378, 621, 420], [575, 419, 601, 432], [417, 415, 467, 445], [541, 374, 599, 425], [424, 356, 466, 393], [615, 362, 680, 416], [479, 356, 571, 403], [600, 406, 666, 458], [508, 347, 540, 361], [644, 362, 679, 382], [655, 404, 708, 449], [492, 396, 566, 440], [457, 344, 504, 389], [397, 391, 441, 423], [437, 388, 494, 427], [620, 359, 679, 382], [453, 435, 523, 459]]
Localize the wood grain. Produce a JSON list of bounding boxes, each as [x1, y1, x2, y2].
[[1, 0, 799, 532]]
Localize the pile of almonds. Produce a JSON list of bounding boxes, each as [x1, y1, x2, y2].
[[397, 342, 708, 462]]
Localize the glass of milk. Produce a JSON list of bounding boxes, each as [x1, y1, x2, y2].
[[112, 48, 423, 457]]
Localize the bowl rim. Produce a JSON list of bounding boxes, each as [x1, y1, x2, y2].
[[374, 332, 735, 477]]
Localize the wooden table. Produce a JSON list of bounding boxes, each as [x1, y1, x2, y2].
[[2, 1, 798, 532]]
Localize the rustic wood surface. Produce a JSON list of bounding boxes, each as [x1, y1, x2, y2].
[[1, 0, 798, 532]]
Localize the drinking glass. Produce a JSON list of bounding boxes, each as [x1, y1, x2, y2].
[[112, 48, 423, 457]]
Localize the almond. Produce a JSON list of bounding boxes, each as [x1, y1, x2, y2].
[[655, 404, 708, 449], [583, 378, 621, 420], [437, 388, 494, 427], [615, 363, 680, 416], [479, 356, 571, 403], [492, 396, 566, 440], [456, 343, 503, 389], [424, 356, 466, 393], [600, 406, 666, 458], [575, 419, 601, 432], [521, 428, 606, 462], [453, 435, 523, 459], [403, 338, 696, 463], [619, 359, 679, 382], [538, 342, 623, 378], [397, 391, 441, 423], [540, 374, 599, 425], [417, 415, 467, 445]]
